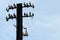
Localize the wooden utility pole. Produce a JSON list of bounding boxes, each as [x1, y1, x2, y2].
[[17, 3, 22, 40]]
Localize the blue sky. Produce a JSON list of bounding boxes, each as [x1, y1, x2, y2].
[[0, 0, 60, 40]]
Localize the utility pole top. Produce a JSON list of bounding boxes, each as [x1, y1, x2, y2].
[[6, 2, 35, 40]]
